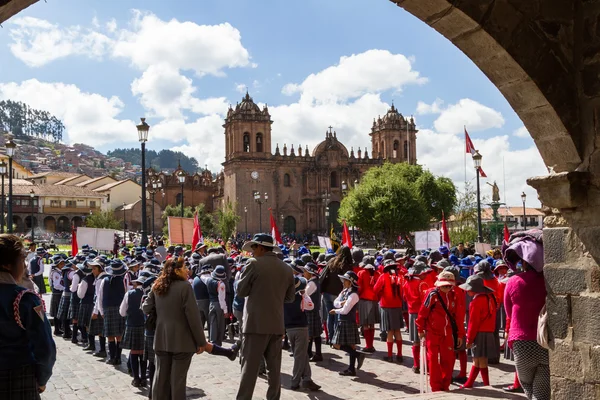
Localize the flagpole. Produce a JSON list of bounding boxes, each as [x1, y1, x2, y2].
[[464, 125, 467, 188]]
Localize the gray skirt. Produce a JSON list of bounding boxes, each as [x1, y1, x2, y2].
[[88, 314, 104, 336], [380, 307, 404, 332], [358, 299, 380, 326], [68, 296, 80, 320], [143, 334, 155, 362], [32, 275, 46, 295], [49, 292, 61, 318], [306, 309, 322, 338], [78, 303, 94, 328], [408, 313, 419, 343], [332, 320, 360, 346], [103, 306, 125, 337], [122, 325, 145, 351], [471, 332, 499, 358], [56, 296, 71, 321]]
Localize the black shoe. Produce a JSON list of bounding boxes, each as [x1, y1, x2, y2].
[[282, 342, 291, 350], [382, 356, 393, 362], [412, 366, 420, 374], [310, 354, 323, 362], [131, 378, 141, 388], [453, 376, 468, 384], [290, 384, 300, 391], [106, 358, 117, 365], [140, 379, 147, 387], [395, 355, 404, 363], [93, 351, 107, 358], [53, 330, 63, 336], [71, 336, 79, 344], [339, 368, 356, 376], [362, 347, 376, 353], [303, 381, 321, 391], [258, 367, 267, 377], [357, 353, 366, 370], [62, 333, 72, 340], [82, 344, 95, 351], [127, 367, 132, 376], [228, 343, 240, 361], [114, 358, 122, 365]]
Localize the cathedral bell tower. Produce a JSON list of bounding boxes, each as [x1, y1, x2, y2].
[[370, 104, 418, 164], [223, 92, 273, 162]]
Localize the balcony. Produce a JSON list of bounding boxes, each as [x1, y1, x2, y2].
[[42, 205, 101, 214]]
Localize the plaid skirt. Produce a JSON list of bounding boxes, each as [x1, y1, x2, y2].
[[143, 334, 155, 362], [306, 309, 322, 338], [56, 295, 71, 321], [103, 306, 125, 337], [88, 314, 104, 336], [32, 275, 46, 295], [68, 296, 80, 320], [471, 332, 499, 358], [408, 313, 419, 343], [122, 326, 145, 351], [49, 292, 61, 318], [380, 307, 404, 332], [78, 303, 94, 328], [358, 299, 379, 326], [332, 320, 360, 346], [0, 364, 40, 400]]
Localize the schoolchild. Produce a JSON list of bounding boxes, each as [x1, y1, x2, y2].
[[120, 276, 148, 387], [49, 255, 66, 336], [89, 258, 108, 357], [402, 261, 430, 373], [56, 258, 76, 339], [302, 262, 323, 361], [98, 259, 127, 365]]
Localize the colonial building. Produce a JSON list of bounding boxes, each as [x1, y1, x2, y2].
[[215, 92, 418, 234]]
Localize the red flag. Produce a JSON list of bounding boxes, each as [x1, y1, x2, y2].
[[269, 209, 282, 245], [503, 222, 510, 244], [478, 167, 487, 178], [441, 211, 450, 247], [71, 226, 78, 256], [192, 212, 201, 250], [341, 220, 353, 248], [465, 127, 476, 155]]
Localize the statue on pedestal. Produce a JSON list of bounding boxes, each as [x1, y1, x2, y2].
[[487, 181, 500, 203]]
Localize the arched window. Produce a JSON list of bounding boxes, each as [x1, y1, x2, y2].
[[393, 140, 399, 158], [283, 216, 297, 233], [284, 173, 291, 187], [404, 140, 408, 159], [243, 133, 250, 152], [256, 133, 263, 153], [330, 171, 338, 189]]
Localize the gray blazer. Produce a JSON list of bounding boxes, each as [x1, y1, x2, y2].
[[142, 280, 207, 353], [236, 252, 295, 335]]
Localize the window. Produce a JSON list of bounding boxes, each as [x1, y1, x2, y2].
[[33, 200, 38, 207], [14, 199, 21, 206], [330, 171, 338, 189], [90, 201, 97, 208], [256, 133, 263, 153], [66, 200, 77, 208], [22, 199, 29, 207], [530, 217, 537, 225], [393, 140, 399, 158], [50, 200, 61, 207], [243, 133, 250, 152], [283, 173, 291, 187]]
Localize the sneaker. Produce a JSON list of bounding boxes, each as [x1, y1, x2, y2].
[[131, 378, 141, 387], [303, 381, 321, 391], [93, 351, 107, 358], [339, 368, 356, 376], [357, 353, 366, 370], [309, 354, 323, 362], [412, 366, 420, 374], [362, 347, 376, 353]]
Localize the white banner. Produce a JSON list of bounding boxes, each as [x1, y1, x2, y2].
[[77, 227, 116, 251], [317, 236, 332, 250], [414, 230, 441, 251]]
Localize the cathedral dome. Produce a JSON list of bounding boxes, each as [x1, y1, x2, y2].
[[381, 104, 404, 123], [312, 130, 349, 158], [237, 92, 261, 113]]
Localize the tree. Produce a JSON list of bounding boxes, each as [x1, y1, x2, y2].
[[161, 203, 215, 237], [86, 210, 122, 230], [215, 201, 241, 242], [338, 162, 457, 246], [449, 181, 480, 245]]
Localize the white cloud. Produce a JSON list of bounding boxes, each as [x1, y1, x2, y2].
[[282, 49, 427, 103], [433, 98, 504, 134], [0, 79, 136, 146], [513, 126, 529, 138], [106, 18, 117, 33], [8, 17, 113, 67], [416, 98, 444, 115], [235, 84, 246, 94]]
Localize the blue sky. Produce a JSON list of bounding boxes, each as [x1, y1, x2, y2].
[[0, 0, 547, 206]]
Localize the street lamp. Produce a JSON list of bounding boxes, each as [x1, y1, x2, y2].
[[177, 171, 186, 218], [244, 206, 248, 239], [322, 191, 331, 233], [0, 160, 6, 233], [521, 192, 527, 230], [29, 189, 35, 243], [472, 150, 483, 243], [5, 134, 16, 233], [137, 118, 150, 247], [253, 191, 268, 232], [122, 202, 127, 246]]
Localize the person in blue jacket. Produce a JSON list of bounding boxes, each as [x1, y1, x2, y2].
[[0, 234, 56, 398]]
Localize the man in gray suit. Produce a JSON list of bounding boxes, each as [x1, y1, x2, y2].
[[236, 234, 295, 400]]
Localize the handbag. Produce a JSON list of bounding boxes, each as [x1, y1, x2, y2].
[[537, 304, 550, 349]]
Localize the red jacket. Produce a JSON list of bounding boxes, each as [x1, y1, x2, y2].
[[466, 293, 497, 344], [422, 269, 438, 289], [416, 288, 466, 338], [453, 285, 467, 328], [357, 269, 381, 301], [373, 272, 404, 308], [483, 277, 502, 308], [403, 276, 429, 313]]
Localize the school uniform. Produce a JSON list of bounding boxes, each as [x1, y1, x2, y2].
[[305, 278, 322, 338], [77, 273, 96, 344], [56, 267, 75, 337], [467, 293, 498, 358], [332, 287, 361, 346], [120, 288, 145, 351], [101, 273, 126, 338], [284, 290, 316, 389], [89, 272, 107, 338], [403, 275, 429, 343], [374, 272, 405, 332], [202, 274, 227, 346], [357, 269, 381, 326], [192, 274, 211, 329], [49, 267, 64, 321], [68, 269, 84, 342], [28, 255, 46, 295]]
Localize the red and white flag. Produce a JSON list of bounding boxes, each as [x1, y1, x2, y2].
[[503, 222, 510, 245], [478, 167, 488, 178], [341, 220, 353, 248], [465, 127, 476, 155], [192, 212, 203, 249], [441, 211, 450, 248], [269, 209, 282, 245]]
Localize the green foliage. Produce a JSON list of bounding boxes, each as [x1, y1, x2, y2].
[[215, 201, 241, 241], [339, 162, 457, 246], [107, 148, 199, 171], [449, 182, 479, 245], [86, 210, 123, 230], [0, 100, 64, 142], [161, 203, 215, 236]]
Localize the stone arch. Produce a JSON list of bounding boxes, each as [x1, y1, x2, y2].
[[283, 216, 296, 233], [57, 216, 70, 232], [44, 216, 56, 233], [393, 140, 399, 158], [243, 132, 250, 152], [256, 132, 263, 153], [283, 173, 291, 187], [12, 215, 22, 233], [72, 216, 84, 228], [24, 216, 38, 230]]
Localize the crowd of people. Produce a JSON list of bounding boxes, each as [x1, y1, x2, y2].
[[0, 229, 549, 400]]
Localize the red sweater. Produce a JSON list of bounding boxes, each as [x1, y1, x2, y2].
[[373, 272, 404, 308], [403, 277, 429, 313], [466, 293, 497, 344], [453, 285, 467, 327], [416, 288, 466, 338], [357, 269, 381, 301], [483, 277, 502, 309]]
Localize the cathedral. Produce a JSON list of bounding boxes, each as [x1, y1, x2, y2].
[[214, 92, 419, 235]]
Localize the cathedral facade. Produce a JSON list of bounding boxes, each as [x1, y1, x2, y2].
[[215, 92, 419, 235]]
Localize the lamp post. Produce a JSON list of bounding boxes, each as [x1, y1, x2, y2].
[[0, 160, 6, 234], [137, 118, 150, 247], [122, 202, 126, 245], [280, 213, 284, 235], [253, 191, 268, 232], [29, 189, 35, 243], [472, 150, 483, 243], [521, 192, 527, 230], [322, 191, 331, 233], [5, 135, 16, 233], [177, 171, 186, 217], [325, 206, 330, 231], [244, 206, 248, 238]]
